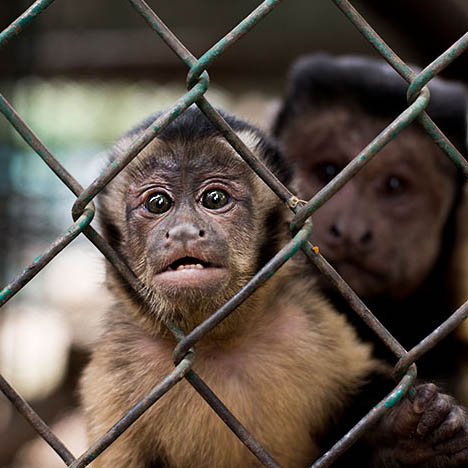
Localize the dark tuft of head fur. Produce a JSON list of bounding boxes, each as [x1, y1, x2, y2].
[[273, 53, 468, 157], [117, 106, 292, 186]]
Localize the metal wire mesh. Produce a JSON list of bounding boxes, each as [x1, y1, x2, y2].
[[1, 0, 467, 466]]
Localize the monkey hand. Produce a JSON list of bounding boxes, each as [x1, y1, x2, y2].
[[372, 383, 468, 467]]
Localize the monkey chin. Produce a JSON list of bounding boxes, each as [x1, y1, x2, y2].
[[145, 267, 239, 334], [154, 266, 230, 296]]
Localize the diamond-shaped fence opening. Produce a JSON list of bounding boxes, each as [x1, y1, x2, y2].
[[1, 1, 468, 467]]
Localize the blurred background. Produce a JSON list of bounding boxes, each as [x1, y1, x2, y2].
[[0, 0, 467, 466]]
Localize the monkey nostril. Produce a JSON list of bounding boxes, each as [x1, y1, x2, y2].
[[330, 223, 341, 238], [165, 231, 170, 239], [199, 229, 205, 238], [360, 230, 373, 245]]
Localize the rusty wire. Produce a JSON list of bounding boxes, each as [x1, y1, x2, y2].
[[0, 0, 467, 466]]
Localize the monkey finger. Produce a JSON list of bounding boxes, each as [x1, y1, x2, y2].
[[416, 392, 453, 437], [412, 383, 438, 414], [430, 406, 467, 445], [387, 398, 420, 436]]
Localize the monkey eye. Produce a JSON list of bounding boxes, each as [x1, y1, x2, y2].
[[385, 175, 407, 194], [315, 162, 340, 183], [145, 192, 173, 214], [201, 189, 230, 210]]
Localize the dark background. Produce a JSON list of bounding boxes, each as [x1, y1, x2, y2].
[[2, 0, 468, 82]]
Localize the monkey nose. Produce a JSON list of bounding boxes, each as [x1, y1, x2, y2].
[[165, 223, 205, 243], [329, 221, 373, 248]]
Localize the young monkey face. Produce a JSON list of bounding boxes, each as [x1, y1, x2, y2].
[[126, 139, 254, 298], [102, 130, 280, 322], [283, 108, 457, 299]]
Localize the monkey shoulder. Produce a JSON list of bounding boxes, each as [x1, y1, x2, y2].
[[272, 272, 378, 385]]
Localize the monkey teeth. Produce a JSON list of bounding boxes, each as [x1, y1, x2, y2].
[[157, 257, 228, 289], [166, 257, 210, 272], [174, 264, 204, 271]]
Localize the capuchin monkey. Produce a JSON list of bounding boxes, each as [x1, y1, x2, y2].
[[272, 54, 468, 390], [80, 107, 468, 467], [272, 53, 468, 462]]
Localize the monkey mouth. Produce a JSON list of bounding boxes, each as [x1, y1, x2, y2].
[[155, 255, 229, 292], [330, 259, 389, 297], [167, 256, 211, 271], [335, 258, 387, 278]]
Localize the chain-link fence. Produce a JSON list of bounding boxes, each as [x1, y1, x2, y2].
[[1, 0, 468, 466]]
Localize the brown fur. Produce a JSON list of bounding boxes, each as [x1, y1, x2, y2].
[[82, 270, 374, 467], [80, 109, 377, 467]]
